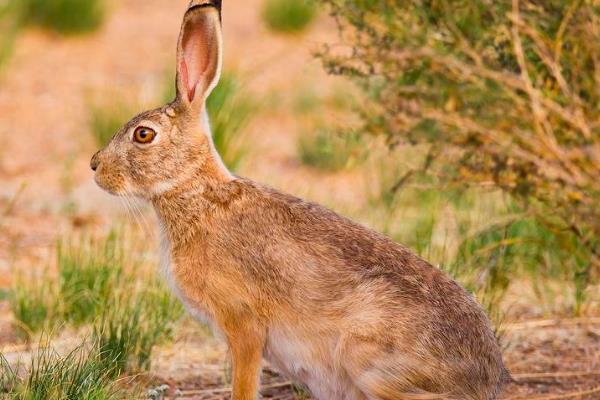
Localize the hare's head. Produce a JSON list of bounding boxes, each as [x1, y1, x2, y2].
[[91, 1, 230, 199]]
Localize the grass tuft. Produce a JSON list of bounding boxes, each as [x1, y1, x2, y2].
[[299, 127, 364, 172], [8, 229, 183, 375], [0, 0, 21, 69], [58, 232, 124, 326], [1, 340, 132, 399], [262, 0, 317, 34], [10, 271, 57, 339], [22, 0, 106, 35], [94, 284, 183, 374]]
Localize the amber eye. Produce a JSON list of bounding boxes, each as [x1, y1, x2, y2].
[[133, 127, 156, 144]]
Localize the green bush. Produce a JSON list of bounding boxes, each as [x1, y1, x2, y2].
[[23, 0, 106, 34], [320, 0, 600, 288], [262, 0, 317, 33]]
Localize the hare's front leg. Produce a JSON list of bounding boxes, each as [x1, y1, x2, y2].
[[225, 323, 266, 400]]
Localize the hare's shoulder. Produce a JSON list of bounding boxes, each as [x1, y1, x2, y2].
[[232, 179, 431, 273]]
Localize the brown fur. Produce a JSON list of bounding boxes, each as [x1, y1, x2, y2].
[[91, 2, 509, 399]]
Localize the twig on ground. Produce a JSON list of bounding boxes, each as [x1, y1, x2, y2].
[[508, 386, 600, 400], [179, 381, 293, 396], [513, 370, 600, 380], [504, 317, 600, 331]]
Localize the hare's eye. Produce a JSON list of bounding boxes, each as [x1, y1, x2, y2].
[[133, 127, 156, 144]]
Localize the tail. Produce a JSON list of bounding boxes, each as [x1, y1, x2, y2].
[[501, 367, 513, 384]]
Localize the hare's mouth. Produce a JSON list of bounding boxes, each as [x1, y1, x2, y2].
[[93, 170, 128, 197]]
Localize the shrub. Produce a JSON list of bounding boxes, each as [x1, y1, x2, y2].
[[22, 0, 106, 34], [262, 0, 317, 34], [320, 1, 599, 278]]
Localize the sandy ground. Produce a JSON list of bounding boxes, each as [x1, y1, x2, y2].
[[0, 0, 599, 399]]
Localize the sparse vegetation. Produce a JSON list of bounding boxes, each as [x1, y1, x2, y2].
[[207, 72, 257, 171], [94, 285, 182, 373], [22, 0, 106, 35], [90, 102, 135, 147], [1, 342, 132, 399], [0, 0, 20, 68], [262, 0, 317, 34], [298, 127, 363, 172], [164, 70, 256, 171], [57, 232, 124, 326], [10, 271, 57, 339], [8, 229, 183, 373]]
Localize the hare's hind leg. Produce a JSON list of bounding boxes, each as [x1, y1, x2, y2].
[[337, 335, 452, 400]]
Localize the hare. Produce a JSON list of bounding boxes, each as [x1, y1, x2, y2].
[[90, 1, 509, 399]]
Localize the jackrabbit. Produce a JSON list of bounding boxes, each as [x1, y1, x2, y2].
[[90, 1, 509, 399]]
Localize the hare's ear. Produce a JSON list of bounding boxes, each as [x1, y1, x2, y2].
[[176, 2, 223, 109]]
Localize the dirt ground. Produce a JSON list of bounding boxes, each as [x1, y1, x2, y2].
[[0, 0, 599, 399]]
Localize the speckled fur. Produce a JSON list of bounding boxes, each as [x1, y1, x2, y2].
[[91, 2, 509, 399]]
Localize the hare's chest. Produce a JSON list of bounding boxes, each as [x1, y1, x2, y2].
[[158, 230, 214, 327]]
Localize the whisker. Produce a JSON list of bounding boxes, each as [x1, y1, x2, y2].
[[129, 192, 153, 237], [122, 192, 144, 233]]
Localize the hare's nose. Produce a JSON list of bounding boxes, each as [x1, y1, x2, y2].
[[90, 152, 101, 171]]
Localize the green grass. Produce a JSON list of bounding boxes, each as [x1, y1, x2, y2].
[[299, 127, 364, 172], [57, 232, 124, 326], [22, 0, 106, 35], [0, 0, 105, 69], [89, 102, 135, 148], [1, 342, 132, 399], [206, 72, 256, 171], [163, 70, 256, 171], [10, 271, 57, 339], [8, 229, 183, 373], [94, 288, 182, 374], [262, 0, 317, 34], [0, 0, 20, 69]]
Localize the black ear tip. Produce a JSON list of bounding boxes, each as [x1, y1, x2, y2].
[[188, 0, 222, 13]]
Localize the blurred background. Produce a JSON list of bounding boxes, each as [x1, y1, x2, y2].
[[0, 0, 598, 399]]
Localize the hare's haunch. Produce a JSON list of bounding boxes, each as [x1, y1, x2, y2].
[[91, 2, 509, 399]]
